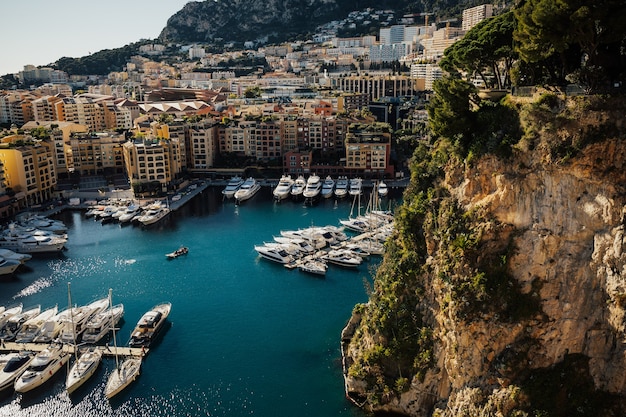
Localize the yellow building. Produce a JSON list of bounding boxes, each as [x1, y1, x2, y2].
[[0, 136, 57, 208], [122, 138, 183, 193], [344, 123, 391, 175]]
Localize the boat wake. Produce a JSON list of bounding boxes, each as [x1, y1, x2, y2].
[[116, 258, 137, 266]]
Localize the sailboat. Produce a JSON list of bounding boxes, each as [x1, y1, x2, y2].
[[105, 289, 141, 399]]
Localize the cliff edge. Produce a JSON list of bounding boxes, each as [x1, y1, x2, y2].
[[342, 94, 626, 416]]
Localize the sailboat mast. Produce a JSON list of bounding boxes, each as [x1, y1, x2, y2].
[[68, 282, 77, 355], [109, 288, 120, 370]]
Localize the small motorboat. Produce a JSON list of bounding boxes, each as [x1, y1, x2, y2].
[[166, 246, 188, 259], [299, 259, 328, 276]]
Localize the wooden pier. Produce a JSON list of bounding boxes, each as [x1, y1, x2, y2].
[[0, 341, 146, 358]]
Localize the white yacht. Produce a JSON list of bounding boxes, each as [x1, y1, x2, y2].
[[81, 303, 124, 344], [14, 344, 70, 393], [0, 230, 66, 254], [323, 249, 363, 268], [348, 177, 363, 196], [299, 259, 328, 276], [32, 308, 70, 343], [290, 175, 306, 199], [128, 303, 172, 348], [0, 305, 41, 342], [234, 177, 261, 203], [105, 356, 142, 399], [272, 175, 294, 201], [15, 305, 58, 343], [139, 206, 170, 226], [16, 214, 67, 235], [222, 176, 244, 199], [58, 297, 108, 344], [0, 256, 20, 276], [117, 204, 141, 223], [0, 304, 22, 331], [320, 176, 335, 199], [0, 249, 31, 265], [377, 180, 388, 197], [334, 176, 349, 198], [303, 174, 322, 199], [0, 352, 33, 391], [254, 244, 295, 265], [66, 347, 103, 394]]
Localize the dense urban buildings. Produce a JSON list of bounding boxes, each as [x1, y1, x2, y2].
[[0, 4, 498, 217]]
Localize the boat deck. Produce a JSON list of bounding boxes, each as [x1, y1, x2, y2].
[[0, 342, 146, 357]]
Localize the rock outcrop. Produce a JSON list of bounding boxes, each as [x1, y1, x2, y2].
[[342, 95, 626, 415]]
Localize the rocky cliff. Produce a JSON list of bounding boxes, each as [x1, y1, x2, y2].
[[159, 0, 425, 45], [342, 94, 626, 416]]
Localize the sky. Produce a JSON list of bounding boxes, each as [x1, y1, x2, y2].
[[0, 0, 193, 76]]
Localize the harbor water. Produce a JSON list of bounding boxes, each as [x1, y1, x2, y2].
[[0, 186, 394, 417]]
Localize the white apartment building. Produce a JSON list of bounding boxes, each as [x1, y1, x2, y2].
[[462, 4, 494, 31]]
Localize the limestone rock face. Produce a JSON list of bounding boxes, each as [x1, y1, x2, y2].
[[342, 100, 626, 415], [159, 0, 414, 44]]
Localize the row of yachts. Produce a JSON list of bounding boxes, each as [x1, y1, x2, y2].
[[0, 215, 68, 257], [222, 174, 389, 203], [85, 199, 171, 226], [0, 296, 171, 399], [254, 210, 394, 276]]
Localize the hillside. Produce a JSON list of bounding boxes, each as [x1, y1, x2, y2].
[[158, 0, 480, 46], [341, 93, 626, 416]]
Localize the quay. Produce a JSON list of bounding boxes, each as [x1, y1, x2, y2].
[[0, 341, 146, 358]]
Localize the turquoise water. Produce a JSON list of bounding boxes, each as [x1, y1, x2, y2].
[[0, 187, 390, 417]]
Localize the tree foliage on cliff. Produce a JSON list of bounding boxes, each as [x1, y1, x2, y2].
[[440, 11, 516, 90], [513, 0, 626, 90]]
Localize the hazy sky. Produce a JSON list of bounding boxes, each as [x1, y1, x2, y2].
[[0, 0, 193, 75]]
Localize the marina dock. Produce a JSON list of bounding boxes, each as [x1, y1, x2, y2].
[[0, 342, 146, 358]]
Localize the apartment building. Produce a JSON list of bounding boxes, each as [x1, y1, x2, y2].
[[32, 96, 63, 122], [68, 132, 127, 176], [462, 4, 494, 31], [330, 74, 415, 101], [0, 136, 57, 208], [122, 138, 181, 190], [344, 123, 391, 175], [58, 96, 107, 132], [410, 63, 443, 90], [188, 120, 218, 172]]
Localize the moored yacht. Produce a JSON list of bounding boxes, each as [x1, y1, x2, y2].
[[334, 176, 349, 198], [0, 305, 41, 342], [222, 176, 244, 199], [0, 256, 21, 276], [299, 259, 328, 276], [323, 249, 363, 268], [128, 303, 172, 348], [290, 175, 306, 199], [321, 176, 335, 199], [254, 244, 295, 264], [81, 303, 124, 344], [273, 175, 294, 201], [234, 177, 261, 203], [66, 347, 103, 394], [0, 304, 22, 331], [348, 177, 363, 196], [105, 356, 141, 399], [302, 174, 322, 200], [15, 305, 58, 343], [0, 249, 32, 265], [377, 180, 388, 197], [14, 344, 70, 393], [0, 352, 33, 391]]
